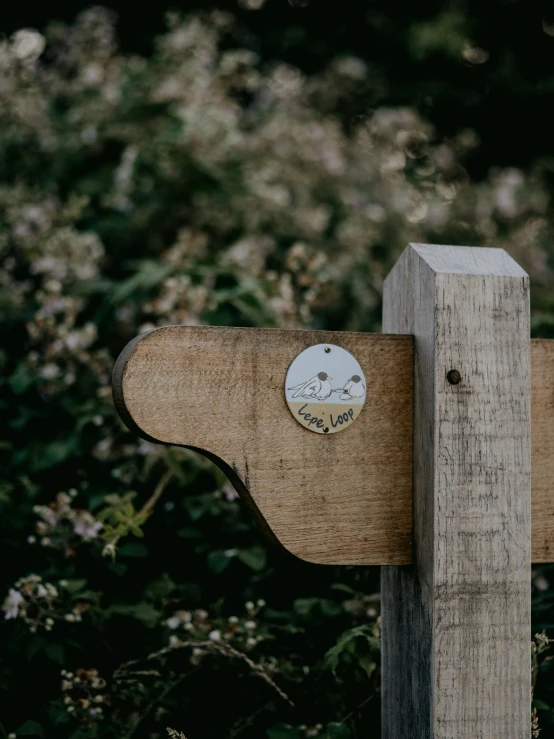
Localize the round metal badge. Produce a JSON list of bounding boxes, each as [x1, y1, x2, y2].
[[285, 344, 366, 434]]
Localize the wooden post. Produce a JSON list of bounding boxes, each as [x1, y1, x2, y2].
[[381, 245, 531, 737]]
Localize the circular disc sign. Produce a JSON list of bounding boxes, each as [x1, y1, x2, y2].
[[285, 344, 366, 434]]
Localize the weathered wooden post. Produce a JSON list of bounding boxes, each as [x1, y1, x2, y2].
[[381, 244, 531, 738], [113, 243, 554, 737]]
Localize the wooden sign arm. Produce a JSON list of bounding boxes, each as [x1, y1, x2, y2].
[[112, 325, 414, 565], [112, 324, 554, 565]]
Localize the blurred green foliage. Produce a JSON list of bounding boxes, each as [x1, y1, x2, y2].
[[2, 6, 554, 738]]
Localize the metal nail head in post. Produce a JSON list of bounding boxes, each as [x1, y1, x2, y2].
[[447, 369, 461, 385]]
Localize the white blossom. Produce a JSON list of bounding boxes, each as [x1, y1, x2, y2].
[[11, 29, 45, 61], [2, 589, 24, 620]]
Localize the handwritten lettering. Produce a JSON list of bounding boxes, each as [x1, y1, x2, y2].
[[330, 408, 354, 428], [298, 404, 325, 429], [298, 404, 355, 431]]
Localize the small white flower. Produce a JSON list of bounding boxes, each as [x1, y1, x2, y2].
[[228, 616, 239, 624], [208, 629, 221, 641], [534, 576, 549, 592], [40, 363, 61, 380], [137, 440, 156, 455], [256, 599, 266, 608], [102, 542, 116, 558], [245, 601, 255, 611], [3, 589, 24, 620], [73, 514, 103, 540], [245, 620, 256, 630], [11, 29, 45, 61], [166, 610, 191, 629], [246, 637, 257, 648], [222, 484, 238, 501]]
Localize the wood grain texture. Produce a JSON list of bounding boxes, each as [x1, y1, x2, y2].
[[112, 326, 554, 564], [532, 338, 554, 562], [113, 327, 414, 565], [381, 244, 531, 739]]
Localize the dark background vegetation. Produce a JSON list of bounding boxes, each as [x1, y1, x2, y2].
[[6, 0, 554, 175], [2, 1, 554, 738]]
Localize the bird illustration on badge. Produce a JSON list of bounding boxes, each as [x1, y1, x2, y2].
[[288, 371, 333, 401], [285, 344, 366, 434], [336, 375, 366, 401]]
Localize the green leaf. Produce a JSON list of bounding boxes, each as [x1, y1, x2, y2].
[[8, 363, 36, 394], [266, 724, 301, 739], [16, 720, 44, 737], [109, 602, 161, 628], [293, 597, 341, 617], [32, 438, 79, 471], [207, 550, 231, 574], [62, 579, 87, 593], [25, 637, 46, 662], [110, 261, 174, 303], [186, 495, 211, 521], [237, 547, 267, 571], [330, 583, 356, 594], [44, 642, 65, 664], [324, 625, 380, 679], [327, 723, 351, 739], [408, 11, 468, 60], [177, 526, 204, 539], [119, 541, 149, 557], [320, 599, 342, 617]]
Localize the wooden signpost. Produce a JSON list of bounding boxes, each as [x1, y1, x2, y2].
[[113, 243, 554, 738]]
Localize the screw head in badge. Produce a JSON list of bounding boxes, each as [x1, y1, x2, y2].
[[285, 344, 366, 434]]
